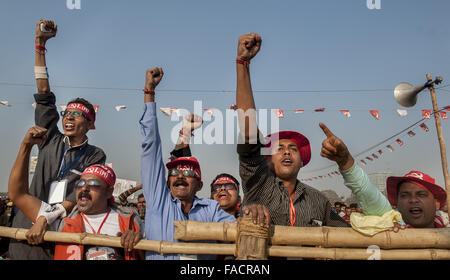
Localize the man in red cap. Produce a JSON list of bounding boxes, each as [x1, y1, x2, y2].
[[8, 127, 143, 260], [387, 171, 447, 228], [10, 19, 106, 260], [234, 33, 348, 227], [140, 67, 271, 260]]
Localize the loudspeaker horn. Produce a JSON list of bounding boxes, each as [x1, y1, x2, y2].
[[394, 82, 427, 107]]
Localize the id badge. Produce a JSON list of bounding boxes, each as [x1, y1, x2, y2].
[[48, 179, 68, 204], [86, 247, 116, 260]]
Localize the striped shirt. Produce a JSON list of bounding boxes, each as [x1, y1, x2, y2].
[[238, 142, 349, 227]]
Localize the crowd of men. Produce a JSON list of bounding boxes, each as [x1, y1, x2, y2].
[[1, 20, 449, 260]]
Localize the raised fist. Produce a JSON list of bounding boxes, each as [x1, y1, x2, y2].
[[23, 126, 48, 146], [319, 123, 353, 170], [237, 33, 262, 61], [145, 67, 164, 90], [181, 114, 203, 135], [35, 20, 57, 44]]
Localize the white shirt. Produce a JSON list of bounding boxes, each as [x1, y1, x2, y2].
[[82, 209, 120, 236]]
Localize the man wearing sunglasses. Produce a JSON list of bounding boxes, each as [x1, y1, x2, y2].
[[8, 127, 143, 260], [210, 174, 242, 218], [9, 20, 106, 260], [140, 67, 270, 260]]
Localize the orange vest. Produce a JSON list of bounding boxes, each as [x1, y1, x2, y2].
[[54, 211, 140, 260]]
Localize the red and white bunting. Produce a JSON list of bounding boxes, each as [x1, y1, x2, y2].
[[396, 139, 404, 146], [440, 112, 448, 120], [294, 109, 304, 114], [59, 104, 67, 111], [372, 153, 378, 159], [340, 110, 351, 118], [444, 105, 450, 111], [420, 123, 429, 132], [0, 101, 11, 107], [370, 110, 380, 120], [422, 110, 431, 119], [204, 109, 214, 116], [115, 105, 127, 111], [274, 109, 284, 118], [378, 149, 383, 155], [93, 105, 100, 114], [230, 104, 238, 111], [397, 109, 408, 117], [360, 160, 367, 166], [386, 145, 394, 152], [407, 130, 416, 137], [366, 156, 373, 161], [314, 108, 325, 112]]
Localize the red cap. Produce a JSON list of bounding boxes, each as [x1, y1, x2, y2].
[[265, 131, 311, 166], [166, 157, 202, 181], [386, 171, 447, 207], [81, 165, 116, 188]]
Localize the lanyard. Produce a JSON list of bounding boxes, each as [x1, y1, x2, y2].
[[289, 197, 296, 227], [57, 144, 87, 179], [81, 209, 111, 235]]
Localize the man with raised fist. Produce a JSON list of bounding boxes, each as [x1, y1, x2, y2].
[[235, 33, 348, 228], [140, 67, 270, 260], [9, 20, 106, 260]]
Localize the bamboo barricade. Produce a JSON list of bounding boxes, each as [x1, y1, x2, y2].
[[174, 220, 450, 249], [1, 225, 450, 259]]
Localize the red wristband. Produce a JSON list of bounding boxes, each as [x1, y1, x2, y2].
[[179, 129, 194, 137], [236, 58, 250, 66], [35, 45, 46, 51], [142, 89, 155, 95]]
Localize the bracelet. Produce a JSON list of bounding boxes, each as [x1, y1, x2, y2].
[[142, 89, 155, 95], [236, 58, 250, 66], [179, 129, 194, 137]]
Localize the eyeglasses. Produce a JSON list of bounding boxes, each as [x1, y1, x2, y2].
[[75, 179, 103, 190], [168, 169, 198, 178], [211, 183, 237, 194], [61, 110, 87, 119]]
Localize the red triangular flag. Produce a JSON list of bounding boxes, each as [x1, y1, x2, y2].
[[370, 110, 380, 120], [378, 149, 383, 155], [396, 139, 404, 146], [294, 109, 304, 114], [275, 109, 284, 118], [422, 109, 431, 119], [420, 123, 429, 132], [366, 156, 373, 161], [440, 112, 448, 120], [407, 131, 416, 137], [372, 153, 378, 159], [314, 108, 325, 112], [340, 110, 351, 118]]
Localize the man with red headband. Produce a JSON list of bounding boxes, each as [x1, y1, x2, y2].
[[140, 67, 270, 260], [235, 33, 348, 227], [8, 127, 142, 260], [9, 20, 106, 260]]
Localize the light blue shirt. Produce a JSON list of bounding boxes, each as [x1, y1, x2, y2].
[[340, 162, 392, 216], [140, 102, 235, 260]]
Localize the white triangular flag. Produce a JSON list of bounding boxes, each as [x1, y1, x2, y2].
[[0, 101, 11, 107], [397, 109, 408, 117], [115, 105, 127, 111]]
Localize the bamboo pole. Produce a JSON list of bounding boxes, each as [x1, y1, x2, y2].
[[426, 73, 450, 211], [1, 226, 449, 259], [174, 221, 450, 249], [0, 226, 234, 255]]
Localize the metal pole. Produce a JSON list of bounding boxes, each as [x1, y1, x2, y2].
[[426, 73, 450, 210]]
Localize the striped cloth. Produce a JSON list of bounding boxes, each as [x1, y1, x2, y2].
[[237, 142, 349, 227]]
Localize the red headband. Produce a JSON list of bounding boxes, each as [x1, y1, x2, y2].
[[213, 177, 236, 185], [81, 165, 116, 188], [66, 103, 96, 129]]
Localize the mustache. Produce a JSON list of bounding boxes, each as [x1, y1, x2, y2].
[[78, 191, 92, 200], [173, 178, 188, 187]]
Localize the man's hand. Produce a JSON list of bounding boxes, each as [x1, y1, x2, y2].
[[118, 230, 142, 252], [35, 20, 57, 46], [181, 114, 203, 135], [319, 123, 354, 170], [242, 204, 271, 228], [237, 33, 262, 61], [23, 126, 48, 147], [25, 216, 48, 245], [145, 67, 164, 90], [389, 222, 407, 233]]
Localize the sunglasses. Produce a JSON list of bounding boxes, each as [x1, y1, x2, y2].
[[75, 179, 103, 190], [60, 110, 88, 119], [168, 169, 198, 178], [211, 183, 237, 194]]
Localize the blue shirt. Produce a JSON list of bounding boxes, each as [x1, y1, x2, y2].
[[140, 102, 235, 260]]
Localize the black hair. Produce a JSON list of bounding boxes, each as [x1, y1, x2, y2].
[[138, 193, 144, 199], [334, 202, 342, 207], [210, 173, 240, 190], [67, 98, 96, 122], [350, 203, 358, 208]]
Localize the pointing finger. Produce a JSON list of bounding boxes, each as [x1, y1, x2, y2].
[[319, 122, 335, 138]]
